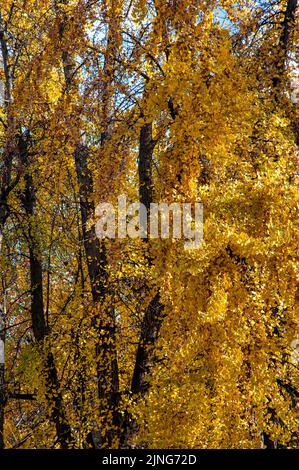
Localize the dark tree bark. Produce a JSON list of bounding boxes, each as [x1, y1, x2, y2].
[[74, 144, 120, 448], [131, 124, 165, 395], [131, 292, 164, 395], [21, 136, 74, 449], [0, 15, 14, 449], [262, 431, 278, 449], [138, 123, 154, 213], [272, 0, 298, 93], [0, 14, 13, 249]]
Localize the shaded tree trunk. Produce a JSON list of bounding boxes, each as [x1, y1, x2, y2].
[[0, 15, 14, 448], [272, 0, 298, 94], [21, 135, 74, 448], [131, 292, 164, 395], [121, 123, 164, 447], [74, 144, 120, 448], [132, 123, 164, 395]]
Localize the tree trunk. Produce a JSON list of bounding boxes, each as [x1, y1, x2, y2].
[[74, 144, 120, 447], [0, 15, 13, 447], [272, 0, 298, 93], [122, 123, 164, 447], [22, 138, 74, 448], [131, 123, 164, 394]]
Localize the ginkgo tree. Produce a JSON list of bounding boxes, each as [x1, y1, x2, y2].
[[0, 0, 298, 449]]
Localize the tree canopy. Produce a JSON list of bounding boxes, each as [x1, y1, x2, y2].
[[0, 0, 298, 449]]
